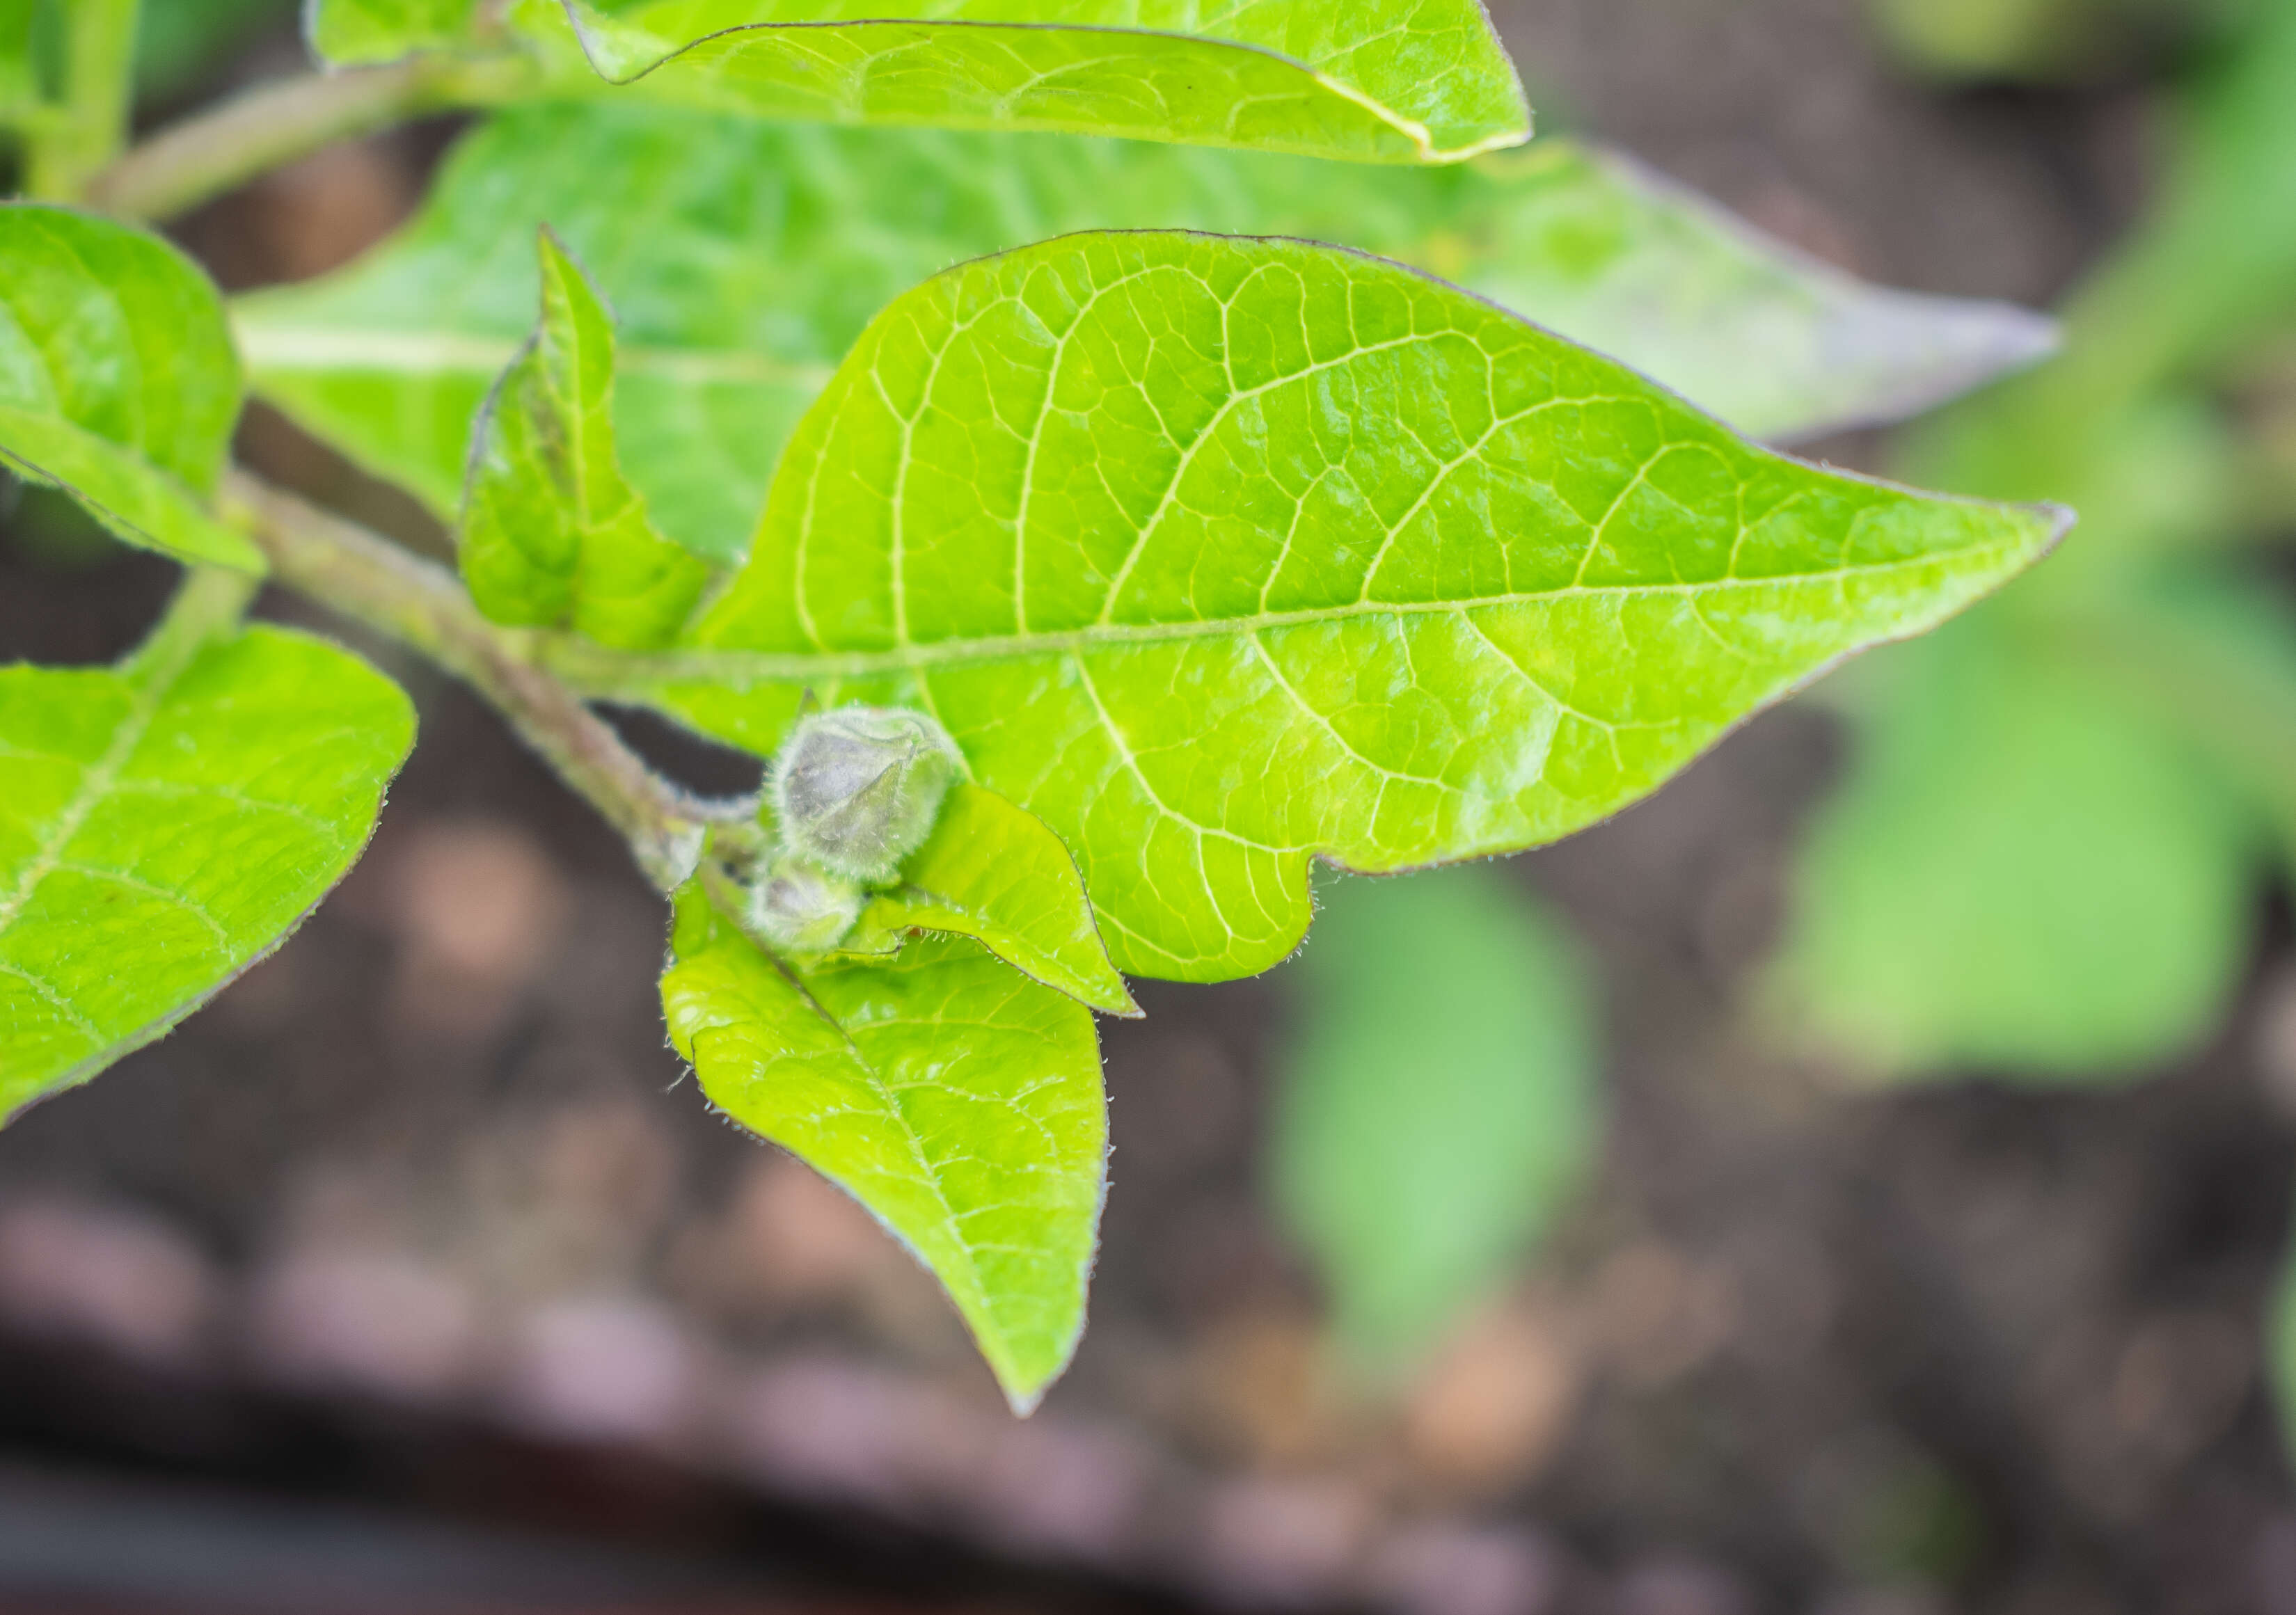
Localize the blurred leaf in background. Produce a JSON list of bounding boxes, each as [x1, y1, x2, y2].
[[1870, 0, 2215, 81], [134, 0, 294, 105], [1771, 0, 2296, 1081], [1271, 866, 1600, 1366]]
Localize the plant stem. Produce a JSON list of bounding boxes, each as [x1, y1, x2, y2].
[[132, 566, 262, 682], [24, 0, 138, 201], [224, 469, 717, 893], [87, 50, 539, 222]]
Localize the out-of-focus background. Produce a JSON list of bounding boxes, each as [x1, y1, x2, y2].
[[4, 1, 2295, 1611]]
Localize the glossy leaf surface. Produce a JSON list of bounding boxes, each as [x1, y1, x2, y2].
[[0, 205, 258, 570], [514, 0, 1528, 164], [306, 0, 483, 65], [661, 886, 1106, 1408], [1768, 621, 2252, 1079], [237, 105, 2057, 559], [843, 781, 1138, 1016], [461, 230, 712, 646], [0, 612, 415, 1116], [589, 231, 2064, 982], [1273, 865, 1597, 1361]]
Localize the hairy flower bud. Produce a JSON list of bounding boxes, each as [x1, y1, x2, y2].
[[769, 706, 960, 884], [745, 857, 866, 955]]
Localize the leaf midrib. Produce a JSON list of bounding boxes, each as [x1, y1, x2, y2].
[[748, 950, 1004, 1353], [556, 540, 2032, 685]]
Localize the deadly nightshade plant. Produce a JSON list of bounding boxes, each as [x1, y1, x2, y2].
[[1, 0, 2069, 1410]]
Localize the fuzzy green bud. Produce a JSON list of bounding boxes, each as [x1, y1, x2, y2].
[[769, 706, 960, 884], [745, 857, 866, 955]]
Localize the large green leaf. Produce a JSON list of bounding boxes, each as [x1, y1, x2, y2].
[[1768, 619, 2254, 1080], [236, 104, 2058, 563], [0, 205, 258, 570], [306, 0, 483, 65], [1272, 864, 1597, 1362], [841, 781, 1138, 1016], [461, 228, 712, 645], [556, 230, 2064, 982], [661, 884, 1105, 1408], [0, 583, 416, 1115], [507, 0, 1529, 164]]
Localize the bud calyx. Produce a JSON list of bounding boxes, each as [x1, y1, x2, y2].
[[769, 706, 960, 884]]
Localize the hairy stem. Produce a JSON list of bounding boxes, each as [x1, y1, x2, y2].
[[88, 51, 539, 222], [225, 468, 715, 893], [134, 566, 263, 676], [24, 0, 138, 201]]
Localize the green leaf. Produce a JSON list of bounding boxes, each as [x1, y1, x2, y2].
[[136, 0, 296, 102], [512, 0, 1528, 164], [235, 106, 2057, 557], [461, 229, 713, 647], [0, 205, 258, 571], [661, 884, 1106, 1408], [1868, 0, 2192, 82], [842, 781, 1138, 1017], [306, 0, 482, 65], [1272, 864, 1598, 1362], [570, 230, 2064, 982], [0, 583, 416, 1115], [2080, 572, 2296, 875], [1767, 618, 2255, 1080]]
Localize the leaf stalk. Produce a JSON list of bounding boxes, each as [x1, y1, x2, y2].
[[88, 50, 539, 221], [24, 0, 138, 201], [225, 468, 716, 892]]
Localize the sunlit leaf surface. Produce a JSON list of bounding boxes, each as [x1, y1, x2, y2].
[[661, 886, 1106, 1408], [0, 611, 415, 1115], [514, 0, 1529, 163], [844, 781, 1139, 1016], [237, 105, 2056, 559], [570, 231, 2064, 981], [0, 206, 257, 569]]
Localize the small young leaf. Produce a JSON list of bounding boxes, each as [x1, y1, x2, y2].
[[661, 885, 1107, 1409], [1272, 865, 1599, 1363], [0, 596, 415, 1115], [1767, 619, 2254, 1080], [512, 0, 1529, 165], [0, 205, 258, 571], [461, 229, 712, 647], [306, 0, 482, 65], [235, 106, 2057, 553], [578, 230, 2064, 982], [843, 782, 1139, 1018]]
